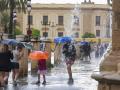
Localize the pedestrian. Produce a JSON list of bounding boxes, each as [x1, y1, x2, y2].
[[0, 44, 13, 87], [36, 59, 47, 85], [11, 46, 23, 85], [62, 41, 76, 84]]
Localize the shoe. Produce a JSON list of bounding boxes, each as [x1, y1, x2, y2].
[[13, 81, 17, 86], [68, 78, 74, 85], [35, 81, 40, 84], [42, 81, 46, 85]]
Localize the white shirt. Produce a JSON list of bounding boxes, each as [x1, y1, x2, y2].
[[12, 50, 19, 63]]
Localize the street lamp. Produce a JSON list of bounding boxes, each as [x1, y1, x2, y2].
[[27, 0, 32, 41], [41, 21, 50, 39], [50, 22, 57, 40], [13, 10, 17, 39]]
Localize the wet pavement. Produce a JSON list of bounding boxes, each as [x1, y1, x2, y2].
[[0, 53, 100, 90]]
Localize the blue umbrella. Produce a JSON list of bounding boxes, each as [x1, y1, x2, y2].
[[0, 39, 19, 45], [60, 36, 72, 43], [54, 36, 72, 43], [80, 41, 89, 46], [54, 37, 62, 44]]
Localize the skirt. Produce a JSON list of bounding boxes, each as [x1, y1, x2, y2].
[[37, 70, 47, 75]]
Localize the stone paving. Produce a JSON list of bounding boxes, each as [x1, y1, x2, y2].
[[0, 53, 100, 90]]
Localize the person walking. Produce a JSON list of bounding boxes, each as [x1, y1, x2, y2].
[[62, 41, 76, 84], [36, 59, 47, 85], [0, 44, 13, 87], [11, 46, 23, 85]]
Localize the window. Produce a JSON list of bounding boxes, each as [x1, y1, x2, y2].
[[43, 16, 48, 25], [74, 16, 79, 25], [96, 16, 101, 26], [58, 16, 63, 25], [58, 32, 63, 37], [28, 15, 33, 25], [43, 32, 48, 37], [96, 30, 100, 37]]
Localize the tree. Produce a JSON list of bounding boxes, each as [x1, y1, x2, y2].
[[0, 12, 10, 33], [82, 32, 95, 38], [15, 26, 22, 35], [0, 0, 27, 38], [32, 28, 40, 40]]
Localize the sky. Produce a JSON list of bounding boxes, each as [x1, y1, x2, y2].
[[31, 0, 107, 4]]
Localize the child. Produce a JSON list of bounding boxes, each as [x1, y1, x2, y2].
[[36, 59, 47, 85]]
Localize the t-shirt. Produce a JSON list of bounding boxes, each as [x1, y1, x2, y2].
[[38, 59, 46, 70], [12, 50, 19, 63], [62, 43, 76, 58], [0, 51, 13, 71]]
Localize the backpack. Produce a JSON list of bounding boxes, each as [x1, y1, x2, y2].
[[62, 43, 76, 58]]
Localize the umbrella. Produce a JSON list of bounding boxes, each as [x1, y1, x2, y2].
[[80, 41, 89, 46], [18, 42, 33, 50], [28, 51, 48, 60], [54, 36, 72, 43], [0, 39, 19, 45], [60, 36, 72, 43], [54, 37, 62, 44]]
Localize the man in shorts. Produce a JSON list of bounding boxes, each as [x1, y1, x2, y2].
[[62, 41, 76, 84]]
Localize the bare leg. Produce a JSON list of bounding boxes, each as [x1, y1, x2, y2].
[[12, 70, 15, 81], [14, 69, 19, 81], [36, 74, 40, 84], [67, 64, 72, 79], [42, 75, 46, 85], [4, 72, 9, 85]]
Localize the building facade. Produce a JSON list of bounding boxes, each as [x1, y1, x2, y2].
[[21, 2, 111, 39]]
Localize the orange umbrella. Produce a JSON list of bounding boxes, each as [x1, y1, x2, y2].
[[29, 51, 49, 60]]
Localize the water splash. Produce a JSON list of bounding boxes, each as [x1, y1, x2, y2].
[[65, 3, 80, 38]]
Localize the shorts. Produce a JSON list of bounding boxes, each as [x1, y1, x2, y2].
[[65, 57, 75, 65], [11, 62, 19, 69], [0, 65, 12, 72]]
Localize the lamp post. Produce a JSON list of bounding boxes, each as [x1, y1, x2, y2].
[[13, 10, 17, 39], [50, 22, 57, 40], [41, 21, 50, 39], [27, 0, 32, 41]]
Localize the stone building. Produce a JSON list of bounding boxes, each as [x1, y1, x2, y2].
[[20, 1, 111, 40]]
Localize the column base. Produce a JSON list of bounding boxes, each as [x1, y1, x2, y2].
[[92, 49, 120, 90]]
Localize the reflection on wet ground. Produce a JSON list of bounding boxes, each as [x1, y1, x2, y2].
[[1, 54, 100, 90]]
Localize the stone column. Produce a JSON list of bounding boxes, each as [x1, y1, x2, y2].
[[100, 0, 120, 72], [92, 1, 120, 90], [54, 44, 62, 64], [19, 48, 28, 77]]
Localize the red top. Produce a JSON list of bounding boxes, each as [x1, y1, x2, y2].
[[38, 59, 47, 70]]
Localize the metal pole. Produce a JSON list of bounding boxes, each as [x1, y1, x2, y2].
[[45, 23, 46, 39], [13, 10, 16, 39], [28, 11, 31, 41], [13, 20, 16, 39]]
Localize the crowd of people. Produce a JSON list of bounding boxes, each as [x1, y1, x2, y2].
[[0, 44, 23, 87], [0, 40, 109, 87]]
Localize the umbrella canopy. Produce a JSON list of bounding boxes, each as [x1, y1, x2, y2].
[[29, 51, 48, 60], [18, 42, 33, 50], [54, 36, 72, 43], [54, 37, 62, 44], [0, 39, 19, 45], [80, 41, 89, 46]]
